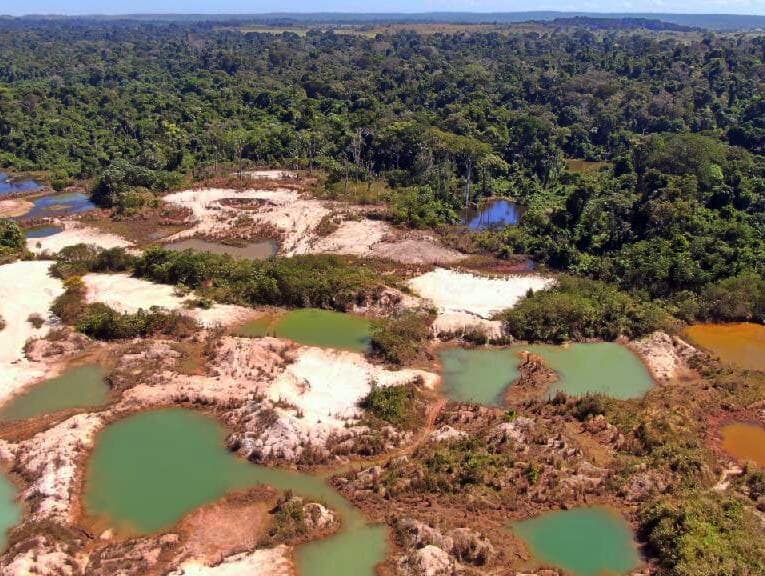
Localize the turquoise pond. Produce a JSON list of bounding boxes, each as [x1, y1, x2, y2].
[[439, 342, 654, 405], [513, 506, 641, 576], [0, 473, 20, 551], [85, 409, 387, 576]]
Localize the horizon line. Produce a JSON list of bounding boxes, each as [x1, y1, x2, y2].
[[5, 10, 765, 17]]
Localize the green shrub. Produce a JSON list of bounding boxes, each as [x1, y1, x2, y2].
[[572, 394, 607, 421], [642, 492, 765, 576], [370, 310, 433, 365], [76, 303, 197, 340], [0, 219, 25, 262], [52, 245, 135, 278], [699, 272, 765, 322], [51, 277, 88, 324], [134, 248, 382, 311], [386, 186, 458, 229], [501, 275, 673, 342], [362, 384, 418, 427]]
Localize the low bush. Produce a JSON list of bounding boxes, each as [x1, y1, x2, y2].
[[361, 383, 419, 428], [134, 248, 383, 311], [386, 186, 458, 229], [698, 272, 765, 322], [76, 303, 197, 340], [642, 492, 765, 576], [0, 219, 25, 262], [370, 310, 434, 365], [501, 275, 673, 342], [51, 277, 88, 323], [52, 245, 136, 279]]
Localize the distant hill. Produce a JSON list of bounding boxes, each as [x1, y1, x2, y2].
[[6, 12, 765, 31], [545, 16, 698, 31]]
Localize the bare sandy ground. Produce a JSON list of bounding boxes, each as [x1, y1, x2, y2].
[[308, 219, 390, 256], [308, 220, 466, 265], [268, 346, 438, 429], [162, 186, 464, 263], [628, 331, 700, 382], [408, 268, 554, 318], [121, 337, 438, 462], [0, 199, 33, 218], [12, 412, 104, 523], [82, 273, 254, 328], [162, 187, 330, 256], [0, 261, 64, 403], [26, 222, 133, 256], [245, 169, 297, 180], [169, 546, 294, 576]]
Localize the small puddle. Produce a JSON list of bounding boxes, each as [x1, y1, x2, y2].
[[439, 343, 653, 404], [685, 323, 765, 372], [462, 199, 521, 229], [25, 224, 64, 239], [236, 309, 372, 353], [84, 409, 386, 575], [439, 348, 522, 406], [0, 365, 109, 423], [0, 172, 41, 195], [512, 506, 641, 576], [0, 473, 20, 551], [720, 423, 765, 467], [17, 192, 96, 220], [164, 238, 278, 260]]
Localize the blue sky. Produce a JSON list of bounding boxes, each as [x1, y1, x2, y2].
[[5, 0, 765, 15]]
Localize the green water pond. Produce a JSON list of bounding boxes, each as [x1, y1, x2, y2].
[[236, 308, 372, 353], [439, 348, 522, 406], [513, 507, 641, 576], [439, 342, 653, 405], [0, 473, 20, 551], [0, 364, 109, 423], [84, 408, 386, 576]]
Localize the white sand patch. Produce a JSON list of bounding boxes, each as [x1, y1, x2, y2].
[[26, 222, 132, 256], [162, 187, 329, 255], [408, 268, 554, 319], [309, 219, 391, 255], [0, 261, 64, 403], [269, 347, 437, 427], [14, 413, 104, 522], [245, 169, 297, 180], [254, 197, 329, 255], [163, 187, 298, 240], [250, 346, 437, 460], [82, 273, 253, 328], [431, 312, 504, 340], [169, 546, 294, 576]]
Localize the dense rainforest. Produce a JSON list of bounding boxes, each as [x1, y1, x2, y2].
[[0, 19, 763, 320]]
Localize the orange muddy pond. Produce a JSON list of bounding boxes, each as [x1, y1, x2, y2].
[[721, 423, 765, 467], [685, 323, 765, 371]]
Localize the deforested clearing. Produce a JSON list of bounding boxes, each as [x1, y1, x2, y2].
[[82, 273, 254, 327], [0, 260, 64, 402], [268, 346, 438, 428], [407, 268, 554, 319], [26, 222, 133, 255], [169, 546, 295, 576]]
